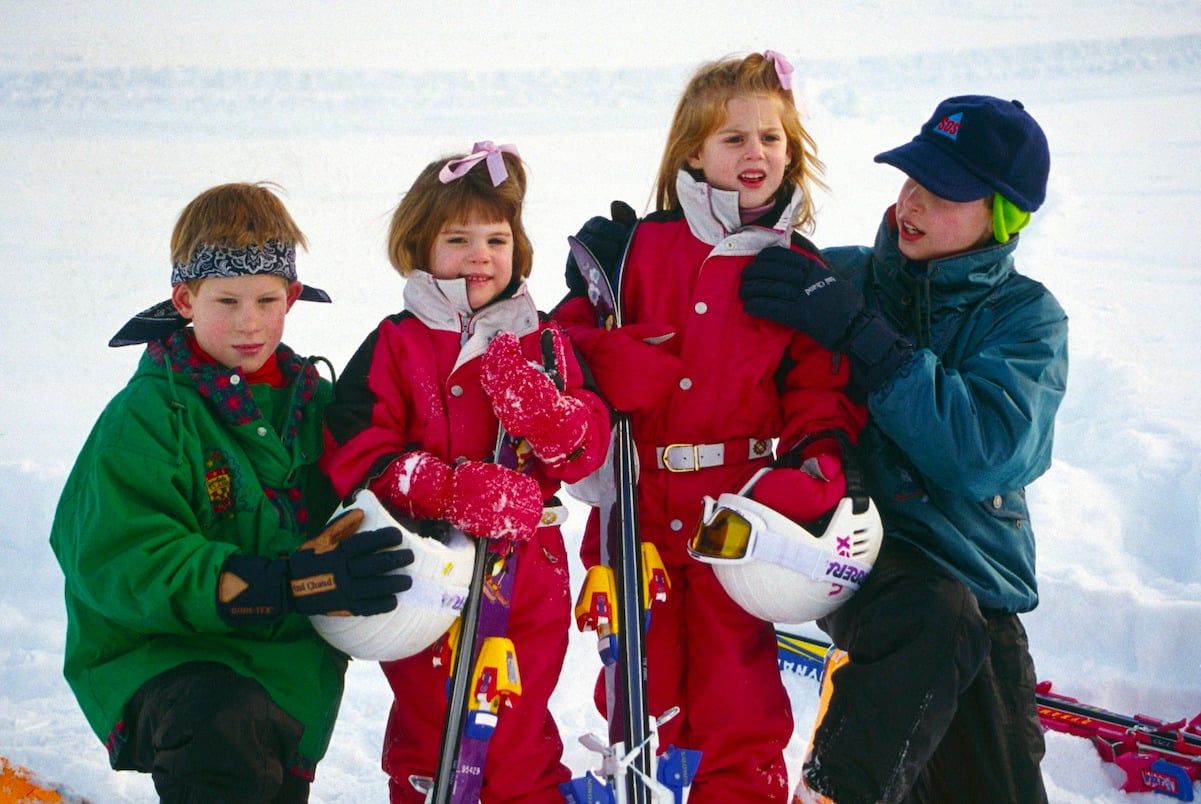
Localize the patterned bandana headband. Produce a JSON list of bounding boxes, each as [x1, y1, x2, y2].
[[109, 238, 330, 347], [763, 49, 795, 91], [170, 240, 298, 286], [438, 141, 521, 187]]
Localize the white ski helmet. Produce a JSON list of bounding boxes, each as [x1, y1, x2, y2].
[[308, 489, 476, 661], [688, 457, 882, 624]]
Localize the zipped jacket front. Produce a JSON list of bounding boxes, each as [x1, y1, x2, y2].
[[824, 207, 1069, 612]]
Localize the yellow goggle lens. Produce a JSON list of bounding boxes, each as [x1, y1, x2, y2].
[[690, 508, 753, 560]]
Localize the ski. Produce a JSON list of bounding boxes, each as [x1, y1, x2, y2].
[[425, 434, 523, 804], [775, 629, 834, 683], [1035, 681, 1201, 800], [775, 629, 1201, 802], [425, 330, 565, 804], [564, 229, 696, 804]]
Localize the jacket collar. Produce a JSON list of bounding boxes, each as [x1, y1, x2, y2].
[[871, 205, 1018, 303], [864, 206, 1020, 348], [402, 271, 541, 373], [674, 170, 801, 254], [143, 329, 319, 442]]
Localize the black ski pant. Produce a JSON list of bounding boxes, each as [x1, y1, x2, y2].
[[803, 539, 1048, 804], [116, 661, 310, 803]]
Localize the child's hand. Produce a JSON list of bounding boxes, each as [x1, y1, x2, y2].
[[481, 331, 589, 466], [216, 511, 414, 625], [379, 451, 543, 541], [564, 200, 637, 297], [741, 246, 863, 349], [286, 522, 413, 616], [750, 454, 847, 526], [572, 322, 684, 413], [449, 460, 544, 540], [741, 246, 914, 393]]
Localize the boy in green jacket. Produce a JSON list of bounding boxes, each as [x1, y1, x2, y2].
[[50, 182, 413, 803]]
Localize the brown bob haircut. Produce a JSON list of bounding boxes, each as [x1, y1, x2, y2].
[[387, 150, 533, 280]]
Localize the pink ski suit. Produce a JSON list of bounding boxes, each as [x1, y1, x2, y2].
[[555, 172, 867, 802], [322, 273, 611, 803]]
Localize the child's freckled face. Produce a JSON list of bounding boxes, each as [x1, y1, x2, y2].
[[171, 274, 300, 373], [687, 94, 791, 210]]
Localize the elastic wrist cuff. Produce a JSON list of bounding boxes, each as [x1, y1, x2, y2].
[[846, 311, 907, 364], [217, 554, 289, 626]]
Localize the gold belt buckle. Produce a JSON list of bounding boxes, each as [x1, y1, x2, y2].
[[662, 443, 699, 472]]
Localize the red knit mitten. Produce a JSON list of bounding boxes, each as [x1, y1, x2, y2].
[[481, 331, 589, 466], [449, 461, 543, 540], [377, 451, 543, 541], [377, 450, 456, 522]]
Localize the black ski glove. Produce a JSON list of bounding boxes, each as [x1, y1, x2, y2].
[[217, 509, 414, 626], [564, 200, 637, 297], [741, 246, 914, 393]]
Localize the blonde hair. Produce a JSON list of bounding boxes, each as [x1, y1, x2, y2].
[[170, 182, 307, 265], [654, 52, 827, 233], [386, 151, 533, 280]]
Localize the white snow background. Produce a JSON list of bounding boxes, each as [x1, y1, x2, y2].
[[2, 2, 1200, 801]]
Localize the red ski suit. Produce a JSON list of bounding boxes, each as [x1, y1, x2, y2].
[[321, 273, 611, 803], [555, 173, 867, 802]]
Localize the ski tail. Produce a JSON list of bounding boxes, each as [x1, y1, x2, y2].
[[775, 630, 833, 682]]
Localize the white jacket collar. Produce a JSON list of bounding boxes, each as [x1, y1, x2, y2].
[[675, 170, 803, 254], [402, 272, 541, 374]]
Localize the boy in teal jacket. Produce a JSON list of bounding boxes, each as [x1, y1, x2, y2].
[[50, 183, 412, 803], [741, 97, 1068, 803]]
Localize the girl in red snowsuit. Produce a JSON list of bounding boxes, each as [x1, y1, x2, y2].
[[554, 53, 867, 802], [321, 144, 611, 803]]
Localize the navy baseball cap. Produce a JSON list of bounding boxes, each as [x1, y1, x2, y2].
[[874, 95, 1050, 212]]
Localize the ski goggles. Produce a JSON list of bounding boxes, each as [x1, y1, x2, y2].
[[689, 498, 758, 561], [689, 469, 787, 564], [689, 486, 875, 591]]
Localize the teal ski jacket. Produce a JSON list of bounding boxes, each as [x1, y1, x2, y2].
[[824, 207, 1068, 612], [50, 330, 342, 775]]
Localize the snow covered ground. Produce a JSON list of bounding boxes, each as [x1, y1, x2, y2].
[[2, 2, 1200, 801]]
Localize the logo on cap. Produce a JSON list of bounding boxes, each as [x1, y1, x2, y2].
[[933, 112, 963, 140]]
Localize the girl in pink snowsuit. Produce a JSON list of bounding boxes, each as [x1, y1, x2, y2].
[[554, 53, 867, 802], [320, 143, 611, 803]]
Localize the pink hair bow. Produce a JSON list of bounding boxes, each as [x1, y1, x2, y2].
[[438, 141, 520, 187], [763, 50, 794, 91]]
